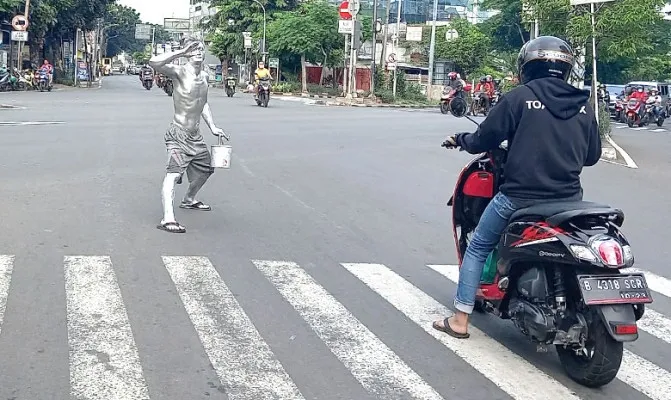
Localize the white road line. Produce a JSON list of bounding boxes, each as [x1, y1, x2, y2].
[[651, 128, 667, 132], [606, 136, 638, 169], [619, 350, 671, 400], [631, 127, 648, 131], [64, 256, 150, 400], [428, 265, 671, 344], [622, 268, 671, 299], [253, 260, 444, 400], [428, 264, 671, 399], [0, 255, 15, 336], [162, 256, 304, 400], [616, 125, 629, 129], [341, 263, 581, 400]]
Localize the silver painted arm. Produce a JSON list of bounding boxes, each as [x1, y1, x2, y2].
[[149, 43, 196, 77], [201, 103, 229, 139]]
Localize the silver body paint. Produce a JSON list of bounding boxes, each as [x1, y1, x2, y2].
[[149, 39, 229, 232]]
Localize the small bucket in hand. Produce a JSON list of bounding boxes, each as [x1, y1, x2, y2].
[[211, 136, 232, 169]]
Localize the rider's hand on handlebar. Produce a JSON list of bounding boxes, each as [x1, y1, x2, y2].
[[441, 135, 459, 149]]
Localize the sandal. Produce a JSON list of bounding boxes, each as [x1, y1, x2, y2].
[[432, 317, 470, 339], [179, 201, 211, 211], [156, 221, 186, 233]]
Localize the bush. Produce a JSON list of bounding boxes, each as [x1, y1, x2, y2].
[[597, 100, 611, 138]]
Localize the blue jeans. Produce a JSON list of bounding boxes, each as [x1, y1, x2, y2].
[[454, 192, 521, 314]]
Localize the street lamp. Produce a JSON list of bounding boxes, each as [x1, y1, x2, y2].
[[251, 0, 267, 62]]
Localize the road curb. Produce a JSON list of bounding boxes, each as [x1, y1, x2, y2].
[[332, 102, 438, 109], [606, 135, 638, 169]]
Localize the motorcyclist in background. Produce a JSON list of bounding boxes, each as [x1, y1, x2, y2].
[[630, 86, 648, 118], [434, 36, 601, 338], [254, 60, 272, 93], [646, 88, 663, 118]]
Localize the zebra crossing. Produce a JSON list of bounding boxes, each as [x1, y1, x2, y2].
[[1, 254, 671, 399], [613, 122, 668, 132]]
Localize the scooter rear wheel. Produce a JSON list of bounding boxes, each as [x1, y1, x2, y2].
[[555, 307, 623, 388]]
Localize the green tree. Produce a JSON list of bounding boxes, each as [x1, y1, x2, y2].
[[0, 0, 21, 13], [104, 3, 143, 56], [265, 0, 340, 92], [420, 17, 490, 78], [203, 0, 299, 63]]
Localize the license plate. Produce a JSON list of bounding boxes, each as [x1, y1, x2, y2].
[[578, 274, 653, 305]]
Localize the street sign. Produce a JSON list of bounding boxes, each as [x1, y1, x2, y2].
[[242, 32, 252, 49], [406, 26, 422, 41], [135, 24, 151, 40], [12, 14, 28, 31], [348, 0, 361, 15], [339, 1, 351, 19], [387, 53, 396, 63], [338, 19, 353, 34], [11, 31, 28, 41], [445, 29, 459, 41], [269, 58, 279, 68]]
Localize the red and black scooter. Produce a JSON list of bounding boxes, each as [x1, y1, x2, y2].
[[443, 97, 651, 388]]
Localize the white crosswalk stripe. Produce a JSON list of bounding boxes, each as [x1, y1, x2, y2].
[[163, 256, 304, 400], [0, 254, 670, 399], [0, 255, 14, 336], [253, 260, 444, 400], [64, 256, 150, 400]]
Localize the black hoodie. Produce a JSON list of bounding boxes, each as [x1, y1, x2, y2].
[[456, 77, 601, 204]]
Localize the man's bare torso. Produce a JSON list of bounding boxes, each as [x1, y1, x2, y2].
[[171, 67, 208, 132]]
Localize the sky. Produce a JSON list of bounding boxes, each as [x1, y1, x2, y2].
[[118, 0, 190, 25]]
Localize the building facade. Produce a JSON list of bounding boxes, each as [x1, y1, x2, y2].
[[189, 0, 218, 39]]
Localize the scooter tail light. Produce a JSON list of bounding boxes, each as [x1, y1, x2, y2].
[[590, 237, 624, 267]]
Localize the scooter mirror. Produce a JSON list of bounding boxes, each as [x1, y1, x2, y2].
[[449, 97, 468, 118]]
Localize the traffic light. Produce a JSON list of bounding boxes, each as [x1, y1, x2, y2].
[[352, 20, 363, 50]]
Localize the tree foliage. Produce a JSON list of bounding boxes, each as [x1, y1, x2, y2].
[[420, 17, 491, 76], [104, 3, 142, 56]]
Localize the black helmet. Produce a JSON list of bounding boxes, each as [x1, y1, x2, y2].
[[479, 77, 486, 83], [517, 36, 574, 84]]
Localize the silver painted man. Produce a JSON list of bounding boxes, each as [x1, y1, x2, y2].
[[149, 37, 229, 233]]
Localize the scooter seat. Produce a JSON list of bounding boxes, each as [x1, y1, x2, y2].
[[509, 201, 624, 226]]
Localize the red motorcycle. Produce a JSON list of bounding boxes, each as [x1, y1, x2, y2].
[[613, 98, 626, 123], [439, 83, 472, 115], [443, 97, 650, 388], [625, 98, 644, 127]]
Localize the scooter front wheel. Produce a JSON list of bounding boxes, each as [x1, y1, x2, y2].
[[440, 102, 449, 114]]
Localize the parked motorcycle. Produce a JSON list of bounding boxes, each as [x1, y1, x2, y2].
[[443, 96, 651, 388], [255, 77, 271, 107]]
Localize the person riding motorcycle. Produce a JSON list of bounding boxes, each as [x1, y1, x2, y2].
[[646, 88, 663, 118], [474, 76, 495, 108], [254, 60, 273, 96], [629, 86, 648, 118], [40, 59, 53, 86], [446, 72, 465, 92], [140, 64, 153, 80], [434, 35, 601, 339]]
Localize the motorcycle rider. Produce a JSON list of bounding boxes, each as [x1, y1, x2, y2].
[[40, 59, 53, 86], [630, 86, 647, 118], [254, 60, 272, 97], [474, 76, 495, 109], [646, 88, 663, 118], [434, 36, 601, 339], [140, 63, 153, 82]]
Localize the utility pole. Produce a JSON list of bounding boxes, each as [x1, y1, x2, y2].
[[17, 0, 31, 70], [379, 0, 391, 74], [590, 1, 599, 125], [370, 0, 378, 95], [426, 0, 438, 100], [392, 0, 401, 97]]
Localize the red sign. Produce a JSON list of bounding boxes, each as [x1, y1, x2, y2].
[[339, 1, 351, 19]]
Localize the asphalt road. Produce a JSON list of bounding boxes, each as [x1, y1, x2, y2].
[[0, 75, 669, 400]]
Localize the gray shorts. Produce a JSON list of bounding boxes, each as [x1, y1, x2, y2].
[[164, 122, 214, 183]]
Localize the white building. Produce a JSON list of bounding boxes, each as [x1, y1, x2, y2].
[[189, 0, 218, 39]]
